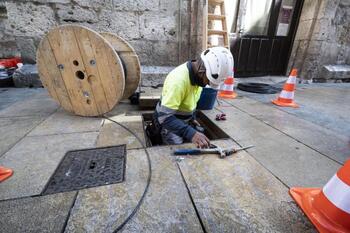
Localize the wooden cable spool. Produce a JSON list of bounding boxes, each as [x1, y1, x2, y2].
[[37, 25, 141, 117]]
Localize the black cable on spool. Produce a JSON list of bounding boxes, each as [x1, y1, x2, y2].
[[237, 82, 282, 94]]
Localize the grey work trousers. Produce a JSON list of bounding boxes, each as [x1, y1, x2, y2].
[[160, 128, 185, 145]]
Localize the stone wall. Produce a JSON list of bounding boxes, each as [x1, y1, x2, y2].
[[0, 0, 206, 66], [0, 2, 20, 59], [288, 0, 350, 82]]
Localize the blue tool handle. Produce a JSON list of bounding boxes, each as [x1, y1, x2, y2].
[[174, 149, 201, 155]]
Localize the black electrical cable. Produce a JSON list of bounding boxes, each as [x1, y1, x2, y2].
[[237, 82, 282, 94], [102, 115, 152, 232]]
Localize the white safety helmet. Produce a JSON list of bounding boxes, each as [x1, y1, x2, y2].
[[200, 47, 234, 89]]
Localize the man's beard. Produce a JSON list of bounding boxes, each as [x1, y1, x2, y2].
[[196, 77, 207, 87]]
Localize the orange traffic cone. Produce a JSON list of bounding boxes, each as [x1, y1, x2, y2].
[[290, 160, 350, 233], [272, 69, 298, 108], [0, 166, 13, 182], [218, 75, 237, 99]]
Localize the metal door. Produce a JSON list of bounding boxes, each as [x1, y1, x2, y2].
[[231, 0, 303, 77]]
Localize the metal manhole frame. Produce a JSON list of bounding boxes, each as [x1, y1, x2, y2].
[[41, 144, 127, 195]]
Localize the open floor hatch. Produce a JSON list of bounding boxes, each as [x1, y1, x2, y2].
[[142, 111, 230, 147]]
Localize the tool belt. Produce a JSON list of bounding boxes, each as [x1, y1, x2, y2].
[[146, 107, 204, 145], [146, 112, 163, 145]]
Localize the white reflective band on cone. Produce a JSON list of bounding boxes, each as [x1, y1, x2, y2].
[[221, 84, 233, 90], [280, 90, 294, 99], [323, 174, 350, 214], [286, 76, 296, 84]]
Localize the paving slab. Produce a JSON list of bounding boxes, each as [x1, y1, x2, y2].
[[177, 139, 316, 233], [0, 132, 99, 200], [0, 92, 59, 117], [202, 106, 340, 187], [224, 97, 350, 164], [0, 116, 44, 156], [29, 108, 103, 136], [97, 115, 146, 149], [237, 83, 350, 137], [0, 192, 76, 233], [65, 147, 202, 233], [175, 140, 316, 232], [105, 101, 141, 117], [0, 88, 43, 111]]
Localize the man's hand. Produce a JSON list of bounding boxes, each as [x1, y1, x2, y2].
[[191, 132, 210, 148]]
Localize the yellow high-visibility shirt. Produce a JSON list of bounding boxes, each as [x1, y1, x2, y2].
[[161, 63, 202, 114]]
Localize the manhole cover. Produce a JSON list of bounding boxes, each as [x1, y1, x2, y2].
[[42, 145, 126, 195]]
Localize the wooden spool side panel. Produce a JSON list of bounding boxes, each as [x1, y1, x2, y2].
[[47, 27, 98, 116], [37, 49, 60, 102], [37, 38, 74, 113], [73, 27, 110, 114]]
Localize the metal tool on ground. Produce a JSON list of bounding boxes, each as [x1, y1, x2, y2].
[[173, 144, 254, 158]]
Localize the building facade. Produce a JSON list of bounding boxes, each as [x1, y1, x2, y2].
[[0, 0, 349, 82]]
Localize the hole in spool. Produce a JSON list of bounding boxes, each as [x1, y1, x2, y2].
[[73, 60, 79, 66], [76, 70, 85, 80], [86, 99, 91, 105]]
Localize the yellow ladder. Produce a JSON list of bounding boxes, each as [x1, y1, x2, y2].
[[206, 0, 229, 49]]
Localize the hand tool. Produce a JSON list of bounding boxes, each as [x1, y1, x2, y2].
[[173, 144, 254, 158]]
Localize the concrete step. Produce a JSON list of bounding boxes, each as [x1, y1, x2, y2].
[[141, 66, 174, 87], [13, 64, 42, 88], [316, 64, 350, 83]]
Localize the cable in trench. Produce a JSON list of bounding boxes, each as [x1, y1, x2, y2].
[[102, 115, 152, 232]]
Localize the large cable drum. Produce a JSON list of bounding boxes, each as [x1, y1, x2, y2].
[[37, 25, 125, 116], [100, 32, 141, 100]]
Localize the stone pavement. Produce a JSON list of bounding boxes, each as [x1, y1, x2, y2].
[[0, 84, 348, 232], [236, 83, 350, 137]]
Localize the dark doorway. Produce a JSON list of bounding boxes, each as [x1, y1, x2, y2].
[[231, 0, 303, 77]]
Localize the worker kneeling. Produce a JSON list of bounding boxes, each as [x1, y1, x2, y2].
[[151, 47, 234, 148]]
